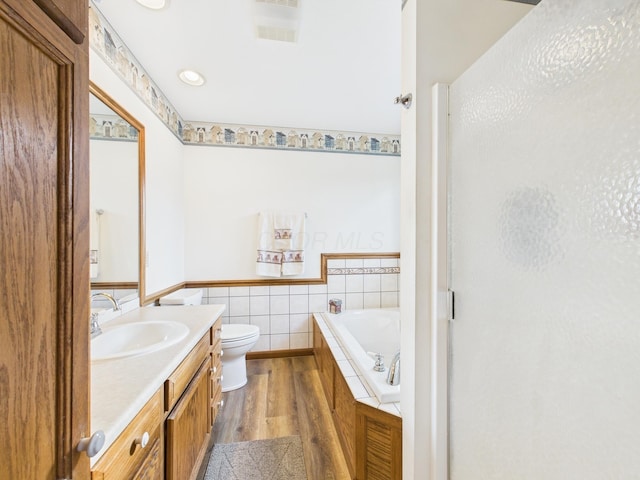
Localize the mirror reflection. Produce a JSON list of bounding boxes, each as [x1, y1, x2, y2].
[[89, 83, 143, 297]]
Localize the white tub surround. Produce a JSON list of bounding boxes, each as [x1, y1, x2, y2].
[[313, 310, 401, 416], [90, 304, 225, 466]]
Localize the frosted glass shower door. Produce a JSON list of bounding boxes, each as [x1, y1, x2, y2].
[[447, 1, 640, 479]]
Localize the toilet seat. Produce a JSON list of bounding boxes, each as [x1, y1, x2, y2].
[[221, 324, 259, 343]]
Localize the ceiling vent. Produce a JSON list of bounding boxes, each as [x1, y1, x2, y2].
[[253, 0, 300, 43], [256, 0, 298, 7], [256, 25, 297, 43]]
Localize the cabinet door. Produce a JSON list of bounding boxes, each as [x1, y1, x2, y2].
[[166, 359, 212, 480], [0, 2, 89, 479]]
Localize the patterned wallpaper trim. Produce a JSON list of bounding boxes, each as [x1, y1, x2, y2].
[[90, 113, 138, 141], [327, 267, 400, 275], [88, 3, 401, 156]]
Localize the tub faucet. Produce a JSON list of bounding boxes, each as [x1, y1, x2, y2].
[[90, 293, 121, 338], [387, 350, 400, 386]]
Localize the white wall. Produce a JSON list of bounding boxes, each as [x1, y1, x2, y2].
[[90, 51, 185, 299], [448, 1, 640, 478], [183, 146, 400, 280]]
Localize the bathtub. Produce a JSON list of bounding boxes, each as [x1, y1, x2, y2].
[[321, 308, 400, 403]]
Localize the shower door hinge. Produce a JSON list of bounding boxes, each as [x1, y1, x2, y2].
[[448, 289, 455, 321]]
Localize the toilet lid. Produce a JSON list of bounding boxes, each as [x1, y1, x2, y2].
[[221, 324, 259, 342]]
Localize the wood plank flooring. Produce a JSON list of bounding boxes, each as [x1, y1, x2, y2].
[[196, 355, 351, 480]]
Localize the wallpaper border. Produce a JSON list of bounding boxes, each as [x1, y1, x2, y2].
[[88, 2, 401, 156]]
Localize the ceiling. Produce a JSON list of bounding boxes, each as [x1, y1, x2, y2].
[[91, 0, 402, 135]]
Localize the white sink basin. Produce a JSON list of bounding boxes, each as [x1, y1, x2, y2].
[[92, 321, 189, 361]]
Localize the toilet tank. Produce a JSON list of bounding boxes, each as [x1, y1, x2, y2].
[[159, 288, 203, 306]]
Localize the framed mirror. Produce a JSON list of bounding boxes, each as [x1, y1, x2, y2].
[[89, 82, 146, 305]]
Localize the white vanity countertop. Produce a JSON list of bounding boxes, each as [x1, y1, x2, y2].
[[90, 304, 225, 467]]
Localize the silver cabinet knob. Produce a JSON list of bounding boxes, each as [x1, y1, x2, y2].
[[77, 430, 105, 458], [135, 431, 150, 448]]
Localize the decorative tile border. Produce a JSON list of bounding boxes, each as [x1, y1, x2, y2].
[[327, 267, 400, 275], [90, 114, 138, 141], [89, 2, 401, 156]]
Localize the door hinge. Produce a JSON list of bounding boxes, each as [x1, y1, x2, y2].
[[448, 289, 455, 321]]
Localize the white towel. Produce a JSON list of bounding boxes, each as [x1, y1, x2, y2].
[[90, 209, 101, 279], [256, 211, 306, 277]]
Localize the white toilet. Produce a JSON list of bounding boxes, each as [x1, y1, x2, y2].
[[158, 288, 203, 306], [220, 324, 260, 392], [159, 288, 259, 392]]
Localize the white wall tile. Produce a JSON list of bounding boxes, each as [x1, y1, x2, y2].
[[309, 293, 328, 313], [250, 295, 270, 315], [290, 313, 310, 333], [251, 335, 270, 352], [290, 333, 309, 349], [381, 273, 398, 291], [327, 259, 346, 268], [209, 296, 229, 313], [208, 287, 229, 296], [364, 292, 381, 309], [270, 314, 290, 334], [229, 296, 250, 316], [207, 254, 401, 353], [381, 291, 398, 308], [270, 285, 290, 295], [380, 258, 398, 268], [250, 286, 269, 296], [229, 286, 250, 297], [270, 334, 290, 350], [250, 315, 270, 334], [270, 295, 290, 314], [290, 285, 309, 295], [229, 315, 250, 325], [363, 274, 381, 292], [309, 284, 327, 294], [345, 274, 364, 293], [290, 295, 308, 314], [345, 293, 364, 310], [327, 274, 345, 294]]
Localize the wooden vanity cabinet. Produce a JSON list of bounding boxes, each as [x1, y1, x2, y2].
[[165, 318, 223, 480], [91, 389, 164, 480]]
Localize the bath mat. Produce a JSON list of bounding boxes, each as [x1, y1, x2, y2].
[[203, 435, 308, 480]]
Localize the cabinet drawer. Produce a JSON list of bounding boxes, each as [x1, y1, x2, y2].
[[92, 389, 163, 480], [165, 333, 210, 412]]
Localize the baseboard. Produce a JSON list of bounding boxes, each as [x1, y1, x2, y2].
[[247, 348, 313, 360]]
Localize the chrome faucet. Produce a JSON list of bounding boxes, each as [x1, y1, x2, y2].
[[386, 350, 400, 386], [90, 293, 121, 338]]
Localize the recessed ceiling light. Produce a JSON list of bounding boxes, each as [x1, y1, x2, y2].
[[135, 0, 168, 10], [178, 69, 206, 86]]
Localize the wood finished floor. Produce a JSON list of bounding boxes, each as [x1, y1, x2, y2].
[[196, 355, 351, 480]]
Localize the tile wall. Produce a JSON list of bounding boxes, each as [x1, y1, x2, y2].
[[202, 256, 400, 352]]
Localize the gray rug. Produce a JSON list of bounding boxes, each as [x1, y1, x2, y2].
[[204, 436, 308, 480]]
